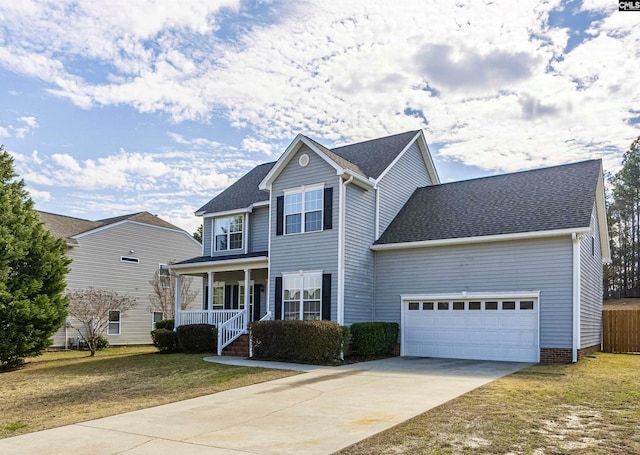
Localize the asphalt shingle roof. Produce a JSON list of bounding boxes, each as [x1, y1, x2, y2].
[[331, 130, 420, 179], [375, 159, 602, 245], [196, 162, 275, 214], [197, 131, 421, 214], [38, 211, 184, 243]]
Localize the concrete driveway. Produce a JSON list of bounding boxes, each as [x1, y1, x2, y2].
[[0, 357, 529, 455]]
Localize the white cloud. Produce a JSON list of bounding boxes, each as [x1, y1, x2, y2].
[[0, 115, 39, 139], [0, 126, 9, 138], [0, 0, 638, 176], [27, 187, 52, 203]]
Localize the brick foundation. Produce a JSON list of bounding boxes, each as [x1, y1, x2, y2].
[[540, 344, 601, 363], [540, 348, 573, 363], [578, 343, 600, 360]]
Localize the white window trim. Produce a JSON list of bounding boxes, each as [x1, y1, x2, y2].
[[238, 280, 255, 310], [281, 270, 323, 320], [158, 263, 171, 288], [214, 214, 245, 253], [212, 281, 225, 310], [152, 311, 164, 330], [107, 310, 121, 335], [283, 184, 325, 235]]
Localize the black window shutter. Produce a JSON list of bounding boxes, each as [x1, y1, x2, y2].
[[224, 285, 232, 310], [323, 187, 333, 230], [276, 196, 284, 236], [232, 285, 239, 310], [274, 277, 283, 320], [322, 273, 331, 321]]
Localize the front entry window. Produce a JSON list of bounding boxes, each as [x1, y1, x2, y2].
[[282, 272, 321, 320]]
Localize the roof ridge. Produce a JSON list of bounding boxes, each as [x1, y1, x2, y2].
[[36, 210, 94, 223], [330, 130, 420, 151], [424, 159, 601, 189]]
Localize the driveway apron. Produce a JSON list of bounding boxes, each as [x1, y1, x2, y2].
[[0, 357, 528, 454]]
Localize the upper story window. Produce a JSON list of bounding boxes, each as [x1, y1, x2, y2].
[[215, 215, 244, 252], [284, 186, 323, 234], [158, 264, 171, 288]]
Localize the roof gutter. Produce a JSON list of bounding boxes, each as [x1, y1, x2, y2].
[[371, 227, 591, 251], [342, 169, 374, 189]]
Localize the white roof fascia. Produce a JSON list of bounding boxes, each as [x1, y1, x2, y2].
[[370, 227, 591, 251], [201, 208, 250, 219], [595, 165, 611, 263], [258, 134, 344, 191], [373, 130, 440, 185], [168, 256, 268, 274]]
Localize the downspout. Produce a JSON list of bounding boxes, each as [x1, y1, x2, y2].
[[572, 233, 581, 363], [337, 175, 354, 326]]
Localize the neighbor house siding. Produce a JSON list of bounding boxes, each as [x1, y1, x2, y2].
[[344, 184, 376, 324], [580, 203, 603, 348], [249, 206, 269, 253], [52, 222, 202, 347], [374, 237, 574, 348], [377, 140, 432, 238], [268, 146, 339, 320]]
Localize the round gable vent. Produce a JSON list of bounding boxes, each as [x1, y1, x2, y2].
[[299, 153, 310, 167]]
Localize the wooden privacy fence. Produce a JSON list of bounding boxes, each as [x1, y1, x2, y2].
[[602, 310, 640, 353]]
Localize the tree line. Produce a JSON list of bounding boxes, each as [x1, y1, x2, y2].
[[604, 136, 640, 299]]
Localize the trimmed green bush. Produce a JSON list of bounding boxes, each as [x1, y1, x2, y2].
[[155, 319, 175, 331], [250, 320, 343, 364], [176, 324, 217, 353], [151, 329, 178, 353], [349, 322, 399, 356], [87, 335, 109, 351]]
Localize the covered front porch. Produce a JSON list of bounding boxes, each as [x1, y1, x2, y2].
[[169, 252, 270, 355]]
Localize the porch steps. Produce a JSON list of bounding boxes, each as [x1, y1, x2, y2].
[[221, 334, 249, 357]]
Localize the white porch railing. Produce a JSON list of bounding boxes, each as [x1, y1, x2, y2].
[[176, 310, 242, 327], [217, 311, 248, 356]]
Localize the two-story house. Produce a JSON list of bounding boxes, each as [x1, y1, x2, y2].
[[39, 211, 202, 347], [171, 130, 610, 363]]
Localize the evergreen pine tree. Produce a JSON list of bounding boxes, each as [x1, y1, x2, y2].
[[0, 146, 70, 368]]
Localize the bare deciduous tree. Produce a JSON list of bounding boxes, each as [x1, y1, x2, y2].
[[149, 263, 197, 320], [67, 288, 137, 356]]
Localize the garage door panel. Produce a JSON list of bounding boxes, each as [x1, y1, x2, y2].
[[403, 296, 539, 363]]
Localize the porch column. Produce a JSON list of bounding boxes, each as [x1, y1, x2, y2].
[[175, 274, 182, 327], [208, 271, 214, 325], [244, 268, 251, 325]]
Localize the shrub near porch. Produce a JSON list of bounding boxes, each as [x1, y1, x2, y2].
[[251, 320, 344, 364]]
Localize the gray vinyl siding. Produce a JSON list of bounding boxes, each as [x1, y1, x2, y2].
[[344, 184, 376, 324], [268, 146, 339, 320], [580, 203, 603, 348], [374, 237, 574, 348], [202, 218, 212, 255], [51, 222, 202, 347], [377, 141, 432, 238], [249, 207, 269, 253]]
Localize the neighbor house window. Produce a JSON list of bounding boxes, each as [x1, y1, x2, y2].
[[152, 311, 164, 329], [108, 310, 121, 335], [158, 264, 171, 288], [282, 272, 322, 320], [215, 215, 244, 251], [284, 186, 323, 234]]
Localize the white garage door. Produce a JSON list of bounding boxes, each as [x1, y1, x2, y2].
[[402, 294, 539, 362]]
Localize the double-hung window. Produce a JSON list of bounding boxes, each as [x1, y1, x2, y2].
[[284, 186, 323, 234], [213, 283, 224, 310], [152, 311, 164, 329], [214, 215, 244, 252], [282, 272, 322, 320], [158, 264, 171, 288], [108, 310, 121, 335]]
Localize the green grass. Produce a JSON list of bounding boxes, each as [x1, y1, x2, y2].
[[339, 353, 640, 454], [0, 346, 296, 439]]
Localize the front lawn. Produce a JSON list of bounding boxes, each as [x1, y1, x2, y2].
[[339, 353, 640, 454], [0, 347, 296, 439]]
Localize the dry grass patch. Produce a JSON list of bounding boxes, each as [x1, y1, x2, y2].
[[0, 347, 296, 439], [339, 353, 640, 455]]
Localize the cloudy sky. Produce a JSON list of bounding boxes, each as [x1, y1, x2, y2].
[[1, 0, 638, 234]]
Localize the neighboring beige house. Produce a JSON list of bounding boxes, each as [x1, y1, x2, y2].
[[38, 211, 202, 347]]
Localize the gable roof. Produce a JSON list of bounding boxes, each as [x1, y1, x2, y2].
[[330, 130, 422, 179], [196, 162, 276, 215], [38, 210, 185, 244], [374, 159, 604, 246]]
